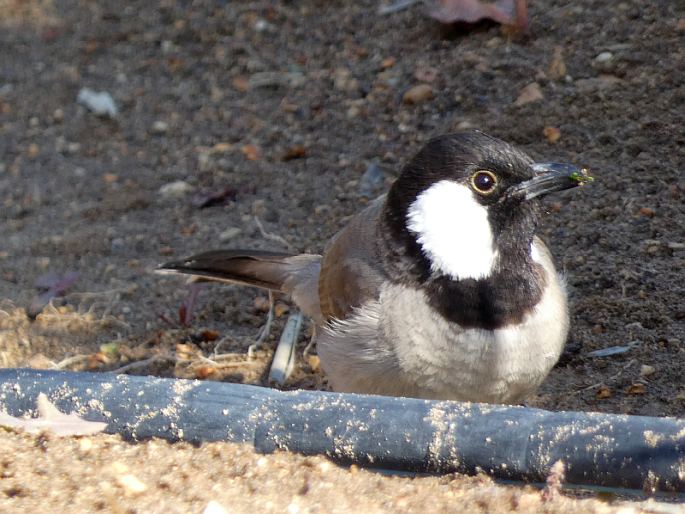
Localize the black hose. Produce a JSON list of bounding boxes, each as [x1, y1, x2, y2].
[[0, 368, 683, 493]]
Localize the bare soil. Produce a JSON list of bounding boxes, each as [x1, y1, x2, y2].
[[0, 0, 683, 512]]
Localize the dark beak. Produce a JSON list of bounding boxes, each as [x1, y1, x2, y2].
[[506, 162, 592, 202]]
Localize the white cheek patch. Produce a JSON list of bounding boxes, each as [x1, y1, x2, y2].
[[406, 180, 497, 280]]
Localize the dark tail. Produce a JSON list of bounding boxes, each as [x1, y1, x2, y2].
[[158, 249, 324, 322], [157, 249, 303, 291]]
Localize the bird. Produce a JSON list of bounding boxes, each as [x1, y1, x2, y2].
[[158, 131, 591, 404]]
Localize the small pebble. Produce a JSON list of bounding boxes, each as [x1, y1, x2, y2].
[[639, 364, 655, 377], [79, 438, 94, 454], [595, 51, 613, 63], [219, 227, 242, 242], [204, 501, 230, 514], [402, 84, 433, 105], [159, 180, 194, 198], [151, 120, 168, 134], [77, 88, 118, 118], [27, 143, 40, 158], [514, 83, 543, 107], [117, 473, 148, 496]]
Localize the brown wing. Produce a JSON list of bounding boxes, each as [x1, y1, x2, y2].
[[318, 196, 389, 321]]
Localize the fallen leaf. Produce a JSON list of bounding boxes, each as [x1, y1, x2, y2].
[[543, 126, 561, 143], [201, 330, 220, 342], [514, 82, 543, 106], [0, 393, 107, 436], [27, 271, 80, 319], [191, 187, 238, 209], [638, 207, 655, 218], [425, 0, 526, 29], [241, 144, 260, 161], [596, 385, 612, 399], [627, 383, 646, 395], [232, 76, 250, 92], [381, 57, 396, 69], [282, 145, 307, 161], [548, 47, 567, 80]]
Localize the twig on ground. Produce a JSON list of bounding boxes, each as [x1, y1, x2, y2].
[[211, 336, 235, 357], [248, 291, 274, 358], [577, 359, 636, 392], [51, 354, 90, 370], [378, 0, 419, 15], [109, 355, 175, 374], [254, 216, 294, 251]]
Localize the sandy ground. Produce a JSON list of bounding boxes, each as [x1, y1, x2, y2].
[[0, 0, 684, 512]]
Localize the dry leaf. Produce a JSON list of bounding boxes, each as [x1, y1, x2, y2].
[[201, 330, 220, 342], [0, 393, 107, 436], [628, 383, 646, 395], [240, 144, 260, 161], [381, 57, 396, 69], [232, 76, 249, 92], [282, 145, 307, 161], [596, 385, 612, 399], [426, 0, 526, 29], [514, 82, 543, 106], [543, 126, 561, 143], [549, 47, 567, 80]]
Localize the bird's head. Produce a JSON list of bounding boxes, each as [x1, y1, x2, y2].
[[382, 131, 591, 282]]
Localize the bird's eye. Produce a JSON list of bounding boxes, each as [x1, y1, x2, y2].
[[470, 170, 498, 195]]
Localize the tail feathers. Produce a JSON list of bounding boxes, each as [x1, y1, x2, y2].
[[158, 249, 324, 323]]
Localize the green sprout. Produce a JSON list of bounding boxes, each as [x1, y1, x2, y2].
[[570, 168, 594, 185]]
